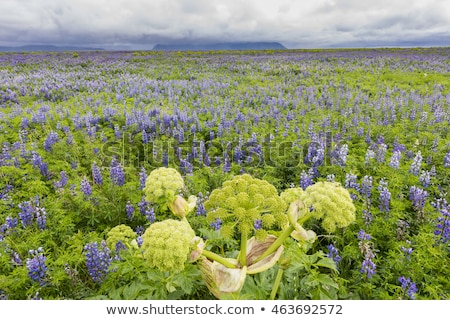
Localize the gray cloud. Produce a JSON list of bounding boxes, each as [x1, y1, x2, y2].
[[0, 0, 449, 49]]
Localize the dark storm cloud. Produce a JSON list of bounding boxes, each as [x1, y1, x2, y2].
[[0, 0, 449, 49]]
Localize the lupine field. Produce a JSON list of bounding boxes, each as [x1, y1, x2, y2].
[[0, 47, 449, 300]]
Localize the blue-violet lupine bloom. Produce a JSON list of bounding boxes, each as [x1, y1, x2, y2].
[[125, 201, 134, 220], [409, 186, 428, 211], [53, 171, 68, 189], [210, 218, 222, 231], [360, 175, 373, 199], [80, 177, 92, 197], [300, 170, 313, 190], [18, 201, 34, 227], [378, 179, 391, 213], [110, 157, 125, 186], [444, 150, 450, 168], [419, 170, 431, 188], [253, 219, 262, 230], [409, 151, 422, 176], [434, 201, 450, 244], [398, 276, 418, 299], [360, 253, 376, 278], [139, 167, 147, 190], [327, 244, 342, 265], [26, 248, 48, 286], [358, 230, 372, 241], [43, 131, 59, 152], [84, 240, 112, 283], [92, 162, 103, 185], [389, 150, 402, 169], [35, 206, 47, 230]]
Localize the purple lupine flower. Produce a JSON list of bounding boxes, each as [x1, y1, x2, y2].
[[409, 151, 422, 176], [92, 162, 103, 185], [401, 245, 413, 259], [142, 130, 149, 144], [398, 276, 418, 299], [433, 200, 450, 244], [360, 254, 376, 278], [358, 230, 376, 278], [5, 216, 18, 229], [84, 240, 112, 283], [26, 248, 48, 286], [80, 176, 92, 196], [419, 170, 431, 188], [360, 175, 373, 199], [11, 250, 22, 265], [376, 143, 387, 163], [136, 236, 143, 247], [364, 148, 375, 164], [409, 186, 428, 211], [125, 201, 135, 220], [253, 219, 262, 230], [35, 206, 47, 230], [210, 218, 222, 231], [362, 210, 373, 226], [53, 171, 68, 189], [139, 167, 147, 190], [195, 193, 207, 216], [110, 157, 125, 186], [300, 170, 313, 190], [444, 151, 450, 168], [31, 151, 50, 179], [18, 201, 34, 227], [378, 179, 391, 213], [326, 244, 342, 265], [358, 230, 372, 241], [389, 150, 402, 169], [43, 131, 59, 152]]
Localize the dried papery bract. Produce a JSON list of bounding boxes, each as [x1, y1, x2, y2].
[[199, 257, 246, 299], [245, 235, 284, 274]]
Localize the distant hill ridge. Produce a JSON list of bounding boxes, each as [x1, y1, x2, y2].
[[0, 45, 104, 52], [153, 42, 286, 51]]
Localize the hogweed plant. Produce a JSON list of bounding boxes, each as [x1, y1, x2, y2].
[[99, 167, 356, 299]]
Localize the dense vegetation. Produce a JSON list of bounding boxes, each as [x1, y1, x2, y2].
[[0, 47, 449, 300]]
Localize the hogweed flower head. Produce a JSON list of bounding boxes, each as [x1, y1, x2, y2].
[[204, 174, 287, 240], [141, 219, 196, 273], [143, 167, 185, 206], [106, 224, 137, 251], [298, 181, 356, 233]]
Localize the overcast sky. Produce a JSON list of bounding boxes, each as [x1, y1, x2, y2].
[[1, 0, 449, 49]]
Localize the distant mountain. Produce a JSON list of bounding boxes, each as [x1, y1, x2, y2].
[[153, 42, 286, 51], [0, 45, 104, 52]]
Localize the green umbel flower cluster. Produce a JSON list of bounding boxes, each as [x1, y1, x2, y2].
[[299, 181, 356, 233], [141, 219, 195, 273], [106, 224, 137, 250], [280, 187, 305, 205], [143, 167, 185, 205], [204, 174, 287, 239]]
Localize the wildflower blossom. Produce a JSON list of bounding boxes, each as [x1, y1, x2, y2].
[[326, 244, 342, 265], [26, 248, 48, 286], [80, 177, 92, 197], [409, 151, 422, 176], [398, 276, 418, 299], [110, 157, 125, 186], [92, 162, 103, 185], [84, 240, 112, 283]]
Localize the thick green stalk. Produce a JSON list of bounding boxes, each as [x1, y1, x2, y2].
[[270, 267, 284, 300], [239, 231, 248, 266], [254, 225, 294, 263], [201, 249, 237, 269]]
